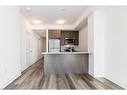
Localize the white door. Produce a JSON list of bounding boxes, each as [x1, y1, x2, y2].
[[38, 39, 42, 59], [30, 36, 38, 64], [26, 37, 31, 67]]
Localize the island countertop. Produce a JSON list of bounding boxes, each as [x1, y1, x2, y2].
[[41, 52, 93, 55], [43, 51, 90, 74]]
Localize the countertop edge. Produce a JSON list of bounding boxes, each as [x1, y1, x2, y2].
[[41, 52, 93, 55]]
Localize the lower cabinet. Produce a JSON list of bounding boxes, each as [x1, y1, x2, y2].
[[44, 54, 88, 74]]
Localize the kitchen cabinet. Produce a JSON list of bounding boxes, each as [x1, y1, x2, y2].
[[43, 54, 88, 74], [48, 30, 61, 39], [48, 30, 79, 45], [61, 30, 79, 45]]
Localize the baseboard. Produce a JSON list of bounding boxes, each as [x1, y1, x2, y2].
[[88, 72, 127, 89], [88, 72, 94, 77], [0, 72, 21, 89], [105, 76, 127, 89]]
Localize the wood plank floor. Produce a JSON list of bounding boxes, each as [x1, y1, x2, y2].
[[4, 58, 124, 90]]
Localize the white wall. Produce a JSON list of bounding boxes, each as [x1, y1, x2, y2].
[[93, 10, 105, 77], [20, 15, 32, 71], [79, 24, 88, 52], [103, 7, 127, 89], [0, 7, 21, 89], [88, 13, 94, 76], [21, 15, 43, 71], [88, 7, 127, 89], [88, 10, 105, 77]]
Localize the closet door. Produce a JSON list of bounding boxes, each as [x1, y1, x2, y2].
[[26, 36, 31, 68]]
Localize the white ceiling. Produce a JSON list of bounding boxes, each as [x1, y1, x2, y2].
[[20, 6, 87, 25]]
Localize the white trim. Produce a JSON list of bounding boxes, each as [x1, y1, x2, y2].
[[32, 24, 74, 30], [0, 73, 21, 89], [88, 72, 94, 77], [105, 76, 127, 89], [46, 29, 49, 53], [74, 7, 95, 29]]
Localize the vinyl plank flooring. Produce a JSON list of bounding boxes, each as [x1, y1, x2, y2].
[[4, 58, 124, 90], [68, 74, 91, 89], [65, 74, 76, 89], [97, 77, 124, 89], [41, 74, 50, 89], [79, 74, 97, 89], [47, 74, 57, 89], [84, 74, 112, 89], [57, 75, 70, 89]]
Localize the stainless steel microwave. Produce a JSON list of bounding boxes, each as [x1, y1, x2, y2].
[[64, 38, 75, 45]]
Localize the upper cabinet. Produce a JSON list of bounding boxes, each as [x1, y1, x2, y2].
[[61, 30, 79, 45], [48, 30, 61, 39], [48, 30, 79, 45]]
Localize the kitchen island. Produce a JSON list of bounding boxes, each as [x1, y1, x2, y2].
[[42, 52, 90, 74]]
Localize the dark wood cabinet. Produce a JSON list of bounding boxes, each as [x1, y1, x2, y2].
[[61, 30, 79, 45], [48, 30, 61, 39], [48, 30, 79, 45]]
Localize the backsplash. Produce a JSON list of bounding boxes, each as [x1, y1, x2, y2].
[[61, 45, 79, 52]]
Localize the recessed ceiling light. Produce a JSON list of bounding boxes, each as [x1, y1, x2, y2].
[[56, 19, 65, 25], [26, 7, 31, 11], [32, 19, 41, 24]]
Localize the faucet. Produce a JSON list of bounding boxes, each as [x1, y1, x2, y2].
[[70, 45, 74, 52]]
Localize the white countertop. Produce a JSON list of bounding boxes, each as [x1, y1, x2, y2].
[[41, 52, 92, 55]]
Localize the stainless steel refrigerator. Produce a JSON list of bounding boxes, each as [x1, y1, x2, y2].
[[49, 39, 60, 52]]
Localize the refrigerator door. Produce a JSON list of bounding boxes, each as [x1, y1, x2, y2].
[[55, 39, 60, 48], [49, 49, 60, 52], [54, 49, 60, 52], [49, 39, 55, 48], [49, 49, 54, 52], [49, 39, 60, 52]]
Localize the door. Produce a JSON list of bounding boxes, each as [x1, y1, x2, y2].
[[30, 36, 37, 64], [26, 37, 31, 67], [38, 38, 42, 59]]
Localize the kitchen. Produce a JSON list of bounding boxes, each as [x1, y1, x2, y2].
[[42, 27, 89, 74], [2, 6, 124, 89]]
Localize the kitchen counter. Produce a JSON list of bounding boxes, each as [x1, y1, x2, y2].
[[41, 52, 92, 55], [42, 51, 90, 74]]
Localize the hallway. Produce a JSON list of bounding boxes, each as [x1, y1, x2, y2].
[[5, 59, 123, 89]]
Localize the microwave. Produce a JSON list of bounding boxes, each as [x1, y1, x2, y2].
[[64, 38, 75, 45]]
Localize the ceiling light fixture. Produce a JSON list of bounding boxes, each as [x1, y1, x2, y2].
[[26, 7, 31, 11], [32, 19, 41, 24], [56, 19, 65, 25]]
